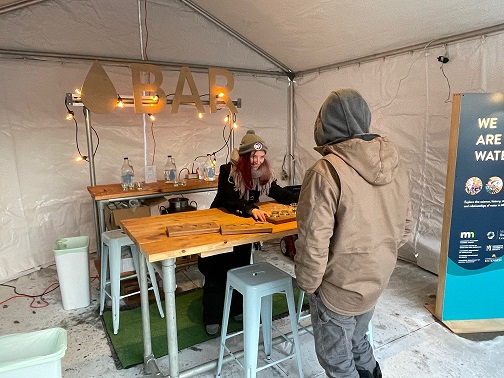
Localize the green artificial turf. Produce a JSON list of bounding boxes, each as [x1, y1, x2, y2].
[[102, 287, 306, 369]]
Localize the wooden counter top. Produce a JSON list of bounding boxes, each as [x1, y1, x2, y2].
[[87, 178, 218, 201], [121, 202, 297, 262]]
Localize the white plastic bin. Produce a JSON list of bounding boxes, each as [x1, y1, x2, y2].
[[53, 236, 91, 310], [0, 328, 67, 378]]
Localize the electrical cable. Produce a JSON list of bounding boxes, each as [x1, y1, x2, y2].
[[281, 153, 295, 180], [440, 63, 452, 103], [150, 120, 156, 165], [0, 282, 59, 308], [65, 99, 99, 160], [191, 120, 233, 173], [372, 39, 437, 114], [143, 0, 149, 60]]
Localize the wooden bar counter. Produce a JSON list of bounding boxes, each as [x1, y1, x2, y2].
[[87, 178, 218, 253]]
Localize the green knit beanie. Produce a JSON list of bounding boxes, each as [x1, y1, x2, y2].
[[238, 130, 268, 155]]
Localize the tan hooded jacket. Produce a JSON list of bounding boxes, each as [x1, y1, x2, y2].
[[294, 136, 412, 316]]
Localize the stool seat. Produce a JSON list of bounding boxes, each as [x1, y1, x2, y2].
[[99, 229, 164, 335], [216, 262, 304, 378]]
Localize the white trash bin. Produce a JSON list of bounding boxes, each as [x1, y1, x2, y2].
[[53, 236, 90, 310], [0, 328, 67, 378]]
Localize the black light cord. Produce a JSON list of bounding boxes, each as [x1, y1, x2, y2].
[[0, 283, 60, 298], [65, 100, 100, 160], [440, 63, 452, 103], [191, 122, 233, 173]]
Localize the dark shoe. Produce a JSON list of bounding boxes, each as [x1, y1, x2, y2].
[[357, 369, 373, 378], [374, 362, 382, 378], [205, 324, 220, 336], [357, 362, 381, 378]]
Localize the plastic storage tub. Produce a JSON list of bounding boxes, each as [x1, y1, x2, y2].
[[53, 236, 91, 310], [0, 328, 67, 378]]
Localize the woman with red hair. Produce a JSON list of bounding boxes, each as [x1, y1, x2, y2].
[[198, 130, 298, 335]]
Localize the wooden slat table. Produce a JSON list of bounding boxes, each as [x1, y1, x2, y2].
[[87, 179, 218, 252], [121, 202, 297, 377]]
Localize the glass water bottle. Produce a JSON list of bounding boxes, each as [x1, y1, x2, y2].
[[164, 155, 178, 185], [121, 157, 134, 190]]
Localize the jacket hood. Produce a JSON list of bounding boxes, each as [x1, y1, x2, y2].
[[314, 89, 371, 146], [318, 136, 400, 186]]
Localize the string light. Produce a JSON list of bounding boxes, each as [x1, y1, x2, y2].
[[75, 88, 81, 95], [153, 94, 159, 102], [75, 155, 88, 162], [66, 110, 75, 120], [198, 112, 204, 119], [218, 92, 224, 98], [116, 96, 124, 108], [224, 115, 229, 123], [232, 113, 238, 129], [148, 113, 155, 121]]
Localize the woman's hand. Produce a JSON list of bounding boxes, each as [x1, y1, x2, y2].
[[250, 208, 268, 222]]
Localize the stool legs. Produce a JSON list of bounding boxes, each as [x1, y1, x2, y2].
[[260, 295, 273, 358], [217, 263, 304, 378], [99, 230, 164, 335], [216, 283, 234, 377], [243, 292, 262, 378], [130, 246, 165, 319], [99, 242, 108, 315], [286, 284, 304, 378], [146, 259, 164, 318], [109, 244, 122, 335]]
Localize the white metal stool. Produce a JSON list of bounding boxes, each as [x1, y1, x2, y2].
[[216, 262, 304, 378], [296, 289, 374, 346], [99, 229, 164, 334]]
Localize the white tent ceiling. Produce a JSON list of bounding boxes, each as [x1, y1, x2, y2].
[[1, 0, 503, 75]]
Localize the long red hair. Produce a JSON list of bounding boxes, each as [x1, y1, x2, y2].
[[236, 152, 271, 190]]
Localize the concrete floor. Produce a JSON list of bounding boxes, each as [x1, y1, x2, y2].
[[1, 240, 503, 377]]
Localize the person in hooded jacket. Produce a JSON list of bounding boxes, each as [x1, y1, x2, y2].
[[294, 89, 412, 378], [198, 129, 299, 336]]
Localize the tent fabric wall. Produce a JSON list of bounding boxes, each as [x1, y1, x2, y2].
[[1, 0, 504, 282], [0, 0, 289, 283], [294, 32, 504, 274], [0, 59, 290, 282]]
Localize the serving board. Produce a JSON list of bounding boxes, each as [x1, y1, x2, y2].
[[166, 221, 220, 237], [266, 213, 296, 224], [220, 222, 273, 235]]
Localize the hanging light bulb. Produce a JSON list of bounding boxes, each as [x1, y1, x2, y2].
[[232, 113, 237, 128], [148, 113, 155, 121], [224, 115, 230, 123], [218, 92, 224, 98], [75, 88, 82, 95], [198, 112, 204, 119], [117, 96, 124, 108], [66, 110, 75, 120], [153, 94, 159, 103], [75, 155, 88, 162]]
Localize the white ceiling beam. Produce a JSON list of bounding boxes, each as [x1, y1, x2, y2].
[[179, 0, 294, 77], [0, 0, 49, 15], [297, 23, 504, 77], [0, 48, 288, 77]]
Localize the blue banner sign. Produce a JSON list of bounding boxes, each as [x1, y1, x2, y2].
[[442, 93, 504, 321]]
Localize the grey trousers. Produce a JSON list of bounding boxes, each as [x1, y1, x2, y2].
[[308, 294, 377, 378]]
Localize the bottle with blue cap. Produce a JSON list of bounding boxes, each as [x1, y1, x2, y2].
[[120, 157, 134, 190], [203, 154, 216, 181], [164, 155, 178, 185]]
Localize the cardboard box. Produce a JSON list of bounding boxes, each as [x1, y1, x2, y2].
[[104, 197, 166, 230]]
